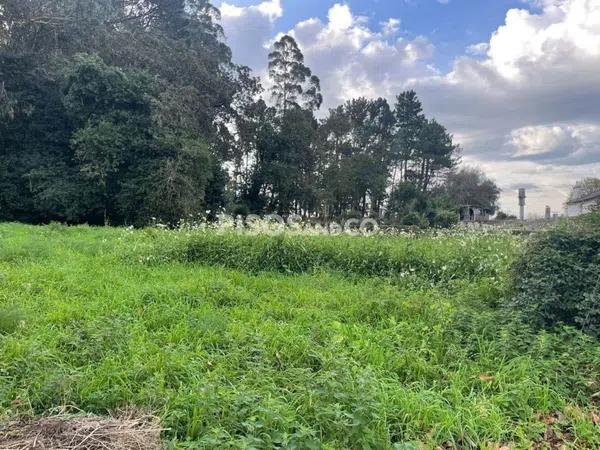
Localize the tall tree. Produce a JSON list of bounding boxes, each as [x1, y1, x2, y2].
[[219, 66, 266, 203], [245, 34, 322, 216], [268, 35, 322, 114], [0, 0, 477, 227], [443, 167, 501, 213], [415, 119, 460, 191], [0, 0, 240, 224], [318, 98, 394, 217], [63, 54, 218, 225], [0, 52, 100, 224], [392, 90, 425, 184]]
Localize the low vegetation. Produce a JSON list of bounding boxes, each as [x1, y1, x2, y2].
[[158, 229, 517, 282], [0, 222, 598, 449], [508, 214, 600, 337]]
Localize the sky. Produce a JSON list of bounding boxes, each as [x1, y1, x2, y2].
[[217, 0, 600, 217]]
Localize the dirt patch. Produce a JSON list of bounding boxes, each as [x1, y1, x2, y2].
[[0, 410, 162, 450]]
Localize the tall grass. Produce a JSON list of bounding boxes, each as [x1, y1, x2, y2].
[[0, 223, 597, 449], [139, 229, 519, 284]]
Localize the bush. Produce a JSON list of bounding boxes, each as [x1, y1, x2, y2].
[[401, 212, 429, 228], [432, 210, 459, 228], [230, 203, 250, 217], [507, 214, 600, 337]]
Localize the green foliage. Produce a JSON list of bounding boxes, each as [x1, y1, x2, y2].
[[256, 108, 320, 215], [1, 0, 467, 226], [60, 54, 218, 225], [268, 35, 322, 113], [400, 212, 429, 228], [0, 306, 23, 335], [0, 223, 598, 449], [444, 166, 500, 214], [62, 54, 154, 125], [496, 211, 517, 221], [387, 181, 430, 221], [318, 98, 394, 218], [0, 53, 92, 223], [507, 214, 600, 337], [0, 0, 235, 225], [431, 210, 459, 228], [141, 228, 521, 284]]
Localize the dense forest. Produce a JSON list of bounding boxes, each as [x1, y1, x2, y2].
[[0, 0, 499, 226]]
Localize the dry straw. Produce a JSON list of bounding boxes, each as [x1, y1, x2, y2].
[[0, 409, 162, 450]]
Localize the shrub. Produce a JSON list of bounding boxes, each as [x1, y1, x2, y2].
[[432, 210, 459, 228], [401, 212, 429, 228], [230, 203, 250, 217], [507, 214, 600, 337]]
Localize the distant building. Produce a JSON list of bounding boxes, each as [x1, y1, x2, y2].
[[459, 205, 492, 222], [566, 183, 600, 217]]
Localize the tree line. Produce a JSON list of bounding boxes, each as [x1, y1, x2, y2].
[[0, 0, 500, 226]]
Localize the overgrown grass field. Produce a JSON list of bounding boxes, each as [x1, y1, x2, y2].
[[0, 223, 598, 449]]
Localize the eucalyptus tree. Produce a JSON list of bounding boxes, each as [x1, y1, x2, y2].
[[416, 119, 460, 192], [268, 35, 322, 114], [248, 35, 323, 216]]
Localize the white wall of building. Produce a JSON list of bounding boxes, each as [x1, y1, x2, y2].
[[566, 200, 597, 217]]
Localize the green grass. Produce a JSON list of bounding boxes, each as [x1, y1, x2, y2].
[[168, 231, 518, 282], [0, 223, 598, 449]]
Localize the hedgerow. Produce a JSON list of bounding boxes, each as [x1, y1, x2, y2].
[[507, 213, 600, 337]]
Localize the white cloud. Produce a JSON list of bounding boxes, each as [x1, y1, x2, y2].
[[506, 124, 600, 163], [508, 125, 575, 157], [328, 3, 354, 31], [285, 4, 435, 109], [255, 0, 282, 19], [484, 1, 600, 80], [381, 18, 401, 36], [219, 0, 282, 69], [405, 0, 600, 213], [466, 42, 489, 55]]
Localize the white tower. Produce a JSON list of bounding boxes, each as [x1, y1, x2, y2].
[[518, 189, 526, 221]]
